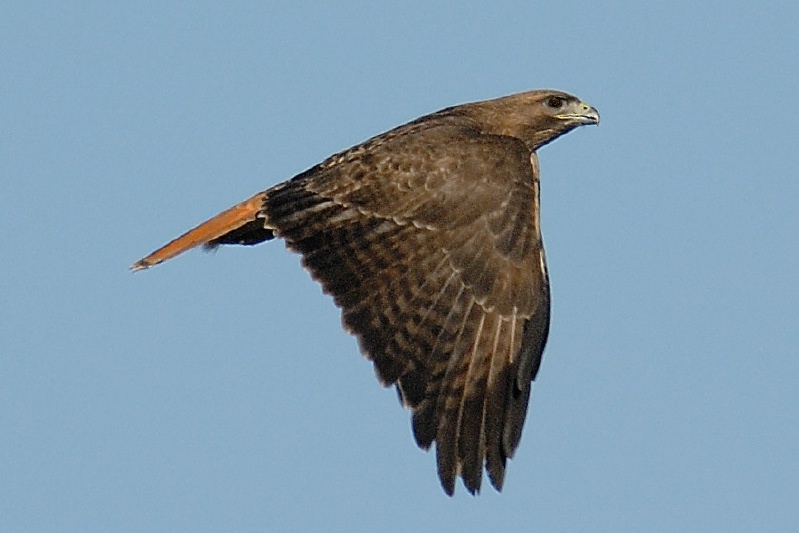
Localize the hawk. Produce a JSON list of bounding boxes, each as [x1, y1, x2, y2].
[[133, 89, 599, 495]]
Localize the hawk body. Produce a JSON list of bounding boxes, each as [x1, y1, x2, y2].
[[133, 90, 599, 495]]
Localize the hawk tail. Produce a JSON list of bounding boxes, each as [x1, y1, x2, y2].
[[131, 192, 272, 271]]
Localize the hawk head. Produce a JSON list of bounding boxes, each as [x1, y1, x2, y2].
[[465, 90, 599, 151]]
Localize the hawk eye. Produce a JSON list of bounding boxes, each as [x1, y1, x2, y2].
[[546, 96, 564, 109]]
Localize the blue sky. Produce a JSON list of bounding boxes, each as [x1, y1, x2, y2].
[[4, 2, 798, 531]]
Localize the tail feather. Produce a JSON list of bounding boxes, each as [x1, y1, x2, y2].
[[131, 192, 268, 271]]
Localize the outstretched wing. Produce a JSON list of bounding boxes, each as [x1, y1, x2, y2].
[[261, 124, 550, 494]]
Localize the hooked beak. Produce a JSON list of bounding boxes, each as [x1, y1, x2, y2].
[[556, 101, 600, 125]]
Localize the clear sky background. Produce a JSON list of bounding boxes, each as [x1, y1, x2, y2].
[[4, 2, 798, 532]]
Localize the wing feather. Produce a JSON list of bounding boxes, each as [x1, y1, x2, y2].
[[433, 295, 478, 496], [456, 312, 495, 493], [257, 125, 550, 494]]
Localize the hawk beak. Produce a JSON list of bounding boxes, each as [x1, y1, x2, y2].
[[556, 101, 600, 125]]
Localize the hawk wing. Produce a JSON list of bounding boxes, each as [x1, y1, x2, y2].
[[261, 124, 550, 494]]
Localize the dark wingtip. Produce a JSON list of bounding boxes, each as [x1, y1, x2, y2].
[[440, 476, 456, 497], [488, 471, 505, 492], [464, 480, 481, 496], [486, 455, 507, 492]]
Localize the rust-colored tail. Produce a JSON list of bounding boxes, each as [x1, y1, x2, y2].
[[131, 192, 267, 271]]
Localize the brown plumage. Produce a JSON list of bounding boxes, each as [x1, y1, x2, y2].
[[132, 89, 599, 495]]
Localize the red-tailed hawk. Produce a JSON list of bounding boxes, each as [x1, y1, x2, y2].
[[133, 89, 599, 495]]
